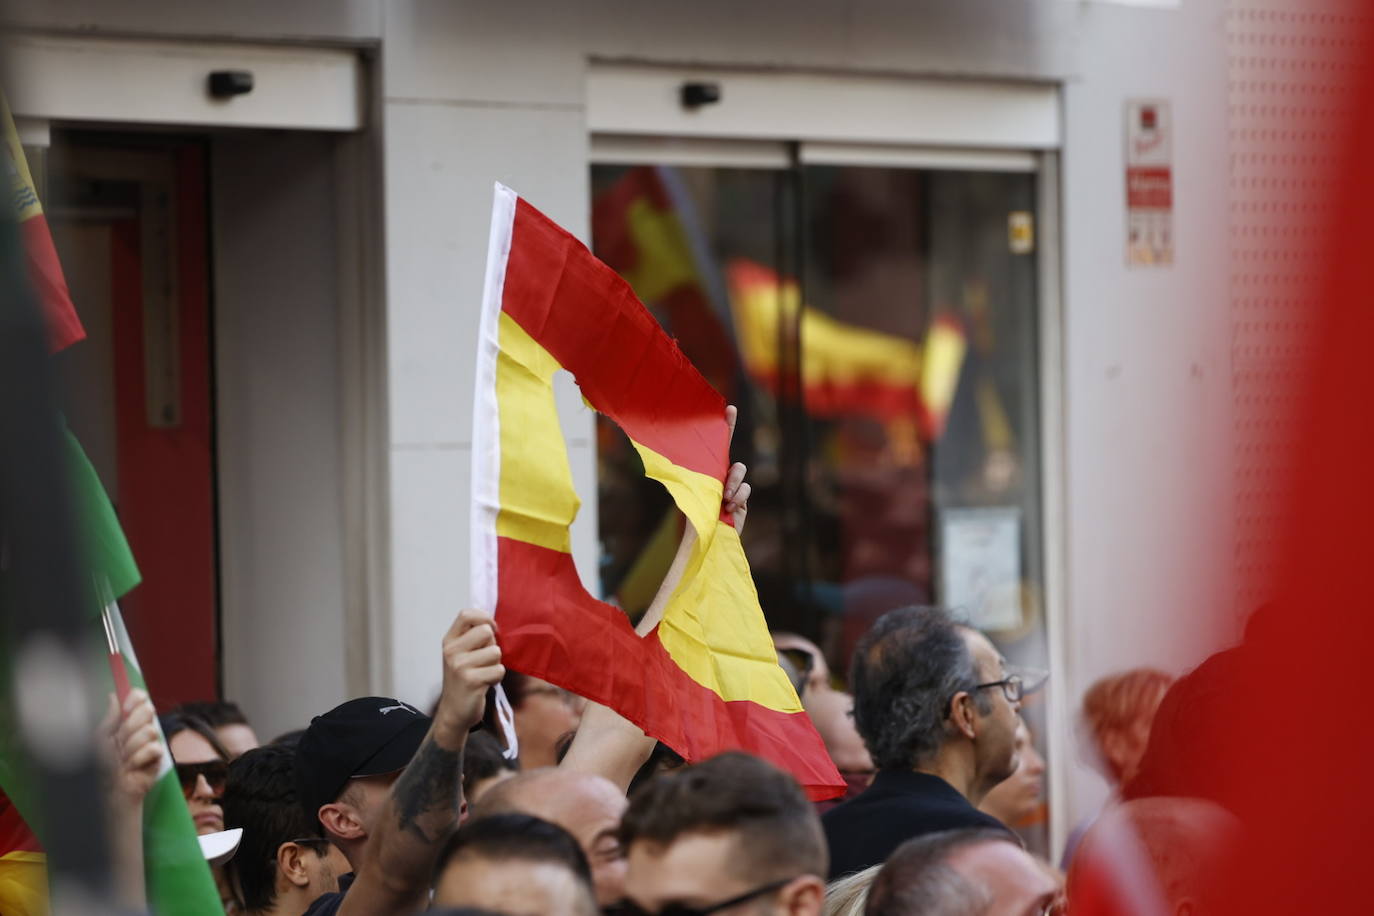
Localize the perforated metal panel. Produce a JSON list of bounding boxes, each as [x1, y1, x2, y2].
[[1228, 0, 1368, 617]]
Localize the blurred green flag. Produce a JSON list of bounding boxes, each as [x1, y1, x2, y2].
[[0, 430, 221, 914], [65, 427, 140, 599]]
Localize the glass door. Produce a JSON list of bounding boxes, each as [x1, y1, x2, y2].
[[590, 151, 1049, 852]]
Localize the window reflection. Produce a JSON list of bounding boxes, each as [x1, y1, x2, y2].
[[590, 162, 1047, 853]]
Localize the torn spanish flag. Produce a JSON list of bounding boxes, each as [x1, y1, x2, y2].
[[472, 184, 843, 800]]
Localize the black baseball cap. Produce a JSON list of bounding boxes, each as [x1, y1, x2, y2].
[[295, 697, 432, 828]]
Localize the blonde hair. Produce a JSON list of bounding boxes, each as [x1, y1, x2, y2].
[[1080, 668, 1174, 780], [824, 864, 881, 916]]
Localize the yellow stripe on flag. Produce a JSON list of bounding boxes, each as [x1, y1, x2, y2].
[[494, 312, 580, 554], [633, 441, 803, 714], [2, 97, 42, 223], [0, 850, 49, 916], [493, 310, 800, 714]]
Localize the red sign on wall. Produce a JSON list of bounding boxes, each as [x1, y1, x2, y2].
[[1125, 99, 1174, 266]]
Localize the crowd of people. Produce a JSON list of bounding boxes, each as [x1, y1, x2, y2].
[[80, 592, 1217, 916], [72, 442, 1219, 916]]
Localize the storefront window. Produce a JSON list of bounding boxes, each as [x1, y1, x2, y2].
[[590, 159, 1048, 849]]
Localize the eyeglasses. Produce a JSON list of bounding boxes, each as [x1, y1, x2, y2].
[[974, 666, 1049, 704], [609, 877, 795, 916], [777, 647, 816, 686], [175, 759, 228, 798], [974, 675, 1025, 703]]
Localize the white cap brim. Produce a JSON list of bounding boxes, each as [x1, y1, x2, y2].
[[198, 827, 243, 866]]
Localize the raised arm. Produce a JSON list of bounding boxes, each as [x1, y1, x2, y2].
[[561, 407, 750, 792], [341, 609, 503, 915], [102, 689, 163, 912]]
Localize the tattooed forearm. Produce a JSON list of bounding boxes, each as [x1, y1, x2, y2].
[[392, 737, 462, 843]]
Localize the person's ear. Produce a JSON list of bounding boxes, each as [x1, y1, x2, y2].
[[780, 875, 826, 915], [949, 692, 979, 740], [318, 802, 366, 842], [277, 842, 312, 888]]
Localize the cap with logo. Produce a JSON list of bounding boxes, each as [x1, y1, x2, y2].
[[294, 696, 432, 828]]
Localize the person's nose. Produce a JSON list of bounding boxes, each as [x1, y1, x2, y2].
[[193, 773, 215, 800]]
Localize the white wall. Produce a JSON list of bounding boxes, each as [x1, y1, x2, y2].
[[378, 8, 596, 705], [1057, 0, 1237, 825], [213, 132, 349, 741]]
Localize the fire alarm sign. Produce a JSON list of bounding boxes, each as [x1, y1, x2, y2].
[[1125, 99, 1174, 267]]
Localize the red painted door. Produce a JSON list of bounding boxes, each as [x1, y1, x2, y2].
[[52, 140, 217, 707]]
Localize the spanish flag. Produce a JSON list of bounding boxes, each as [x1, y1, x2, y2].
[[2, 95, 83, 353], [728, 260, 967, 439], [0, 790, 46, 916], [472, 184, 843, 799]]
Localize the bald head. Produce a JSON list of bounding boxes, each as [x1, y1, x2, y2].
[[474, 768, 628, 906]]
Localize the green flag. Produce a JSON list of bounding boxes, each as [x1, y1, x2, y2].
[[103, 600, 222, 914], [65, 428, 140, 600], [0, 429, 221, 914]]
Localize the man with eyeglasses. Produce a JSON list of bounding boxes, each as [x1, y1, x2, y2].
[[221, 743, 350, 916], [615, 751, 827, 916], [823, 606, 1044, 880]]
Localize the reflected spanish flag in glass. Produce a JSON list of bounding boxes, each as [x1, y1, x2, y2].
[[727, 259, 966, 439], [471, 184, 843, 800]]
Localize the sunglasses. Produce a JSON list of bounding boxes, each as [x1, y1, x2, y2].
[[176, 759, 228, 797], [777, 648, 817, 686], [608, 877, 794, 916]]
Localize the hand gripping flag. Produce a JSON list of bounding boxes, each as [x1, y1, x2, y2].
[[472, 183, 843, 799]]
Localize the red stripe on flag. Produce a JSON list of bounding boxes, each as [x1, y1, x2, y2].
[[21, 213, 84, 353], [0, 790, 42, 856], [590, 167, 739, 399], [496, 535, 844, 800], [501, 197, 729, 482]]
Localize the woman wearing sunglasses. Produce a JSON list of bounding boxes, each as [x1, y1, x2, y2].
[[159, 712, 230, 835], [161, 712, 243, 913]]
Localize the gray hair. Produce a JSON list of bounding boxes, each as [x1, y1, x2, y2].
[[850, 607, 989, 771]]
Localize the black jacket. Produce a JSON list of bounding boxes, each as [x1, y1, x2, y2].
[[821, 770, 1012, 879]]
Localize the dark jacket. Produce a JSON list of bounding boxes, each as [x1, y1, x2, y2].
[[821, 770, 1012, 879]]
